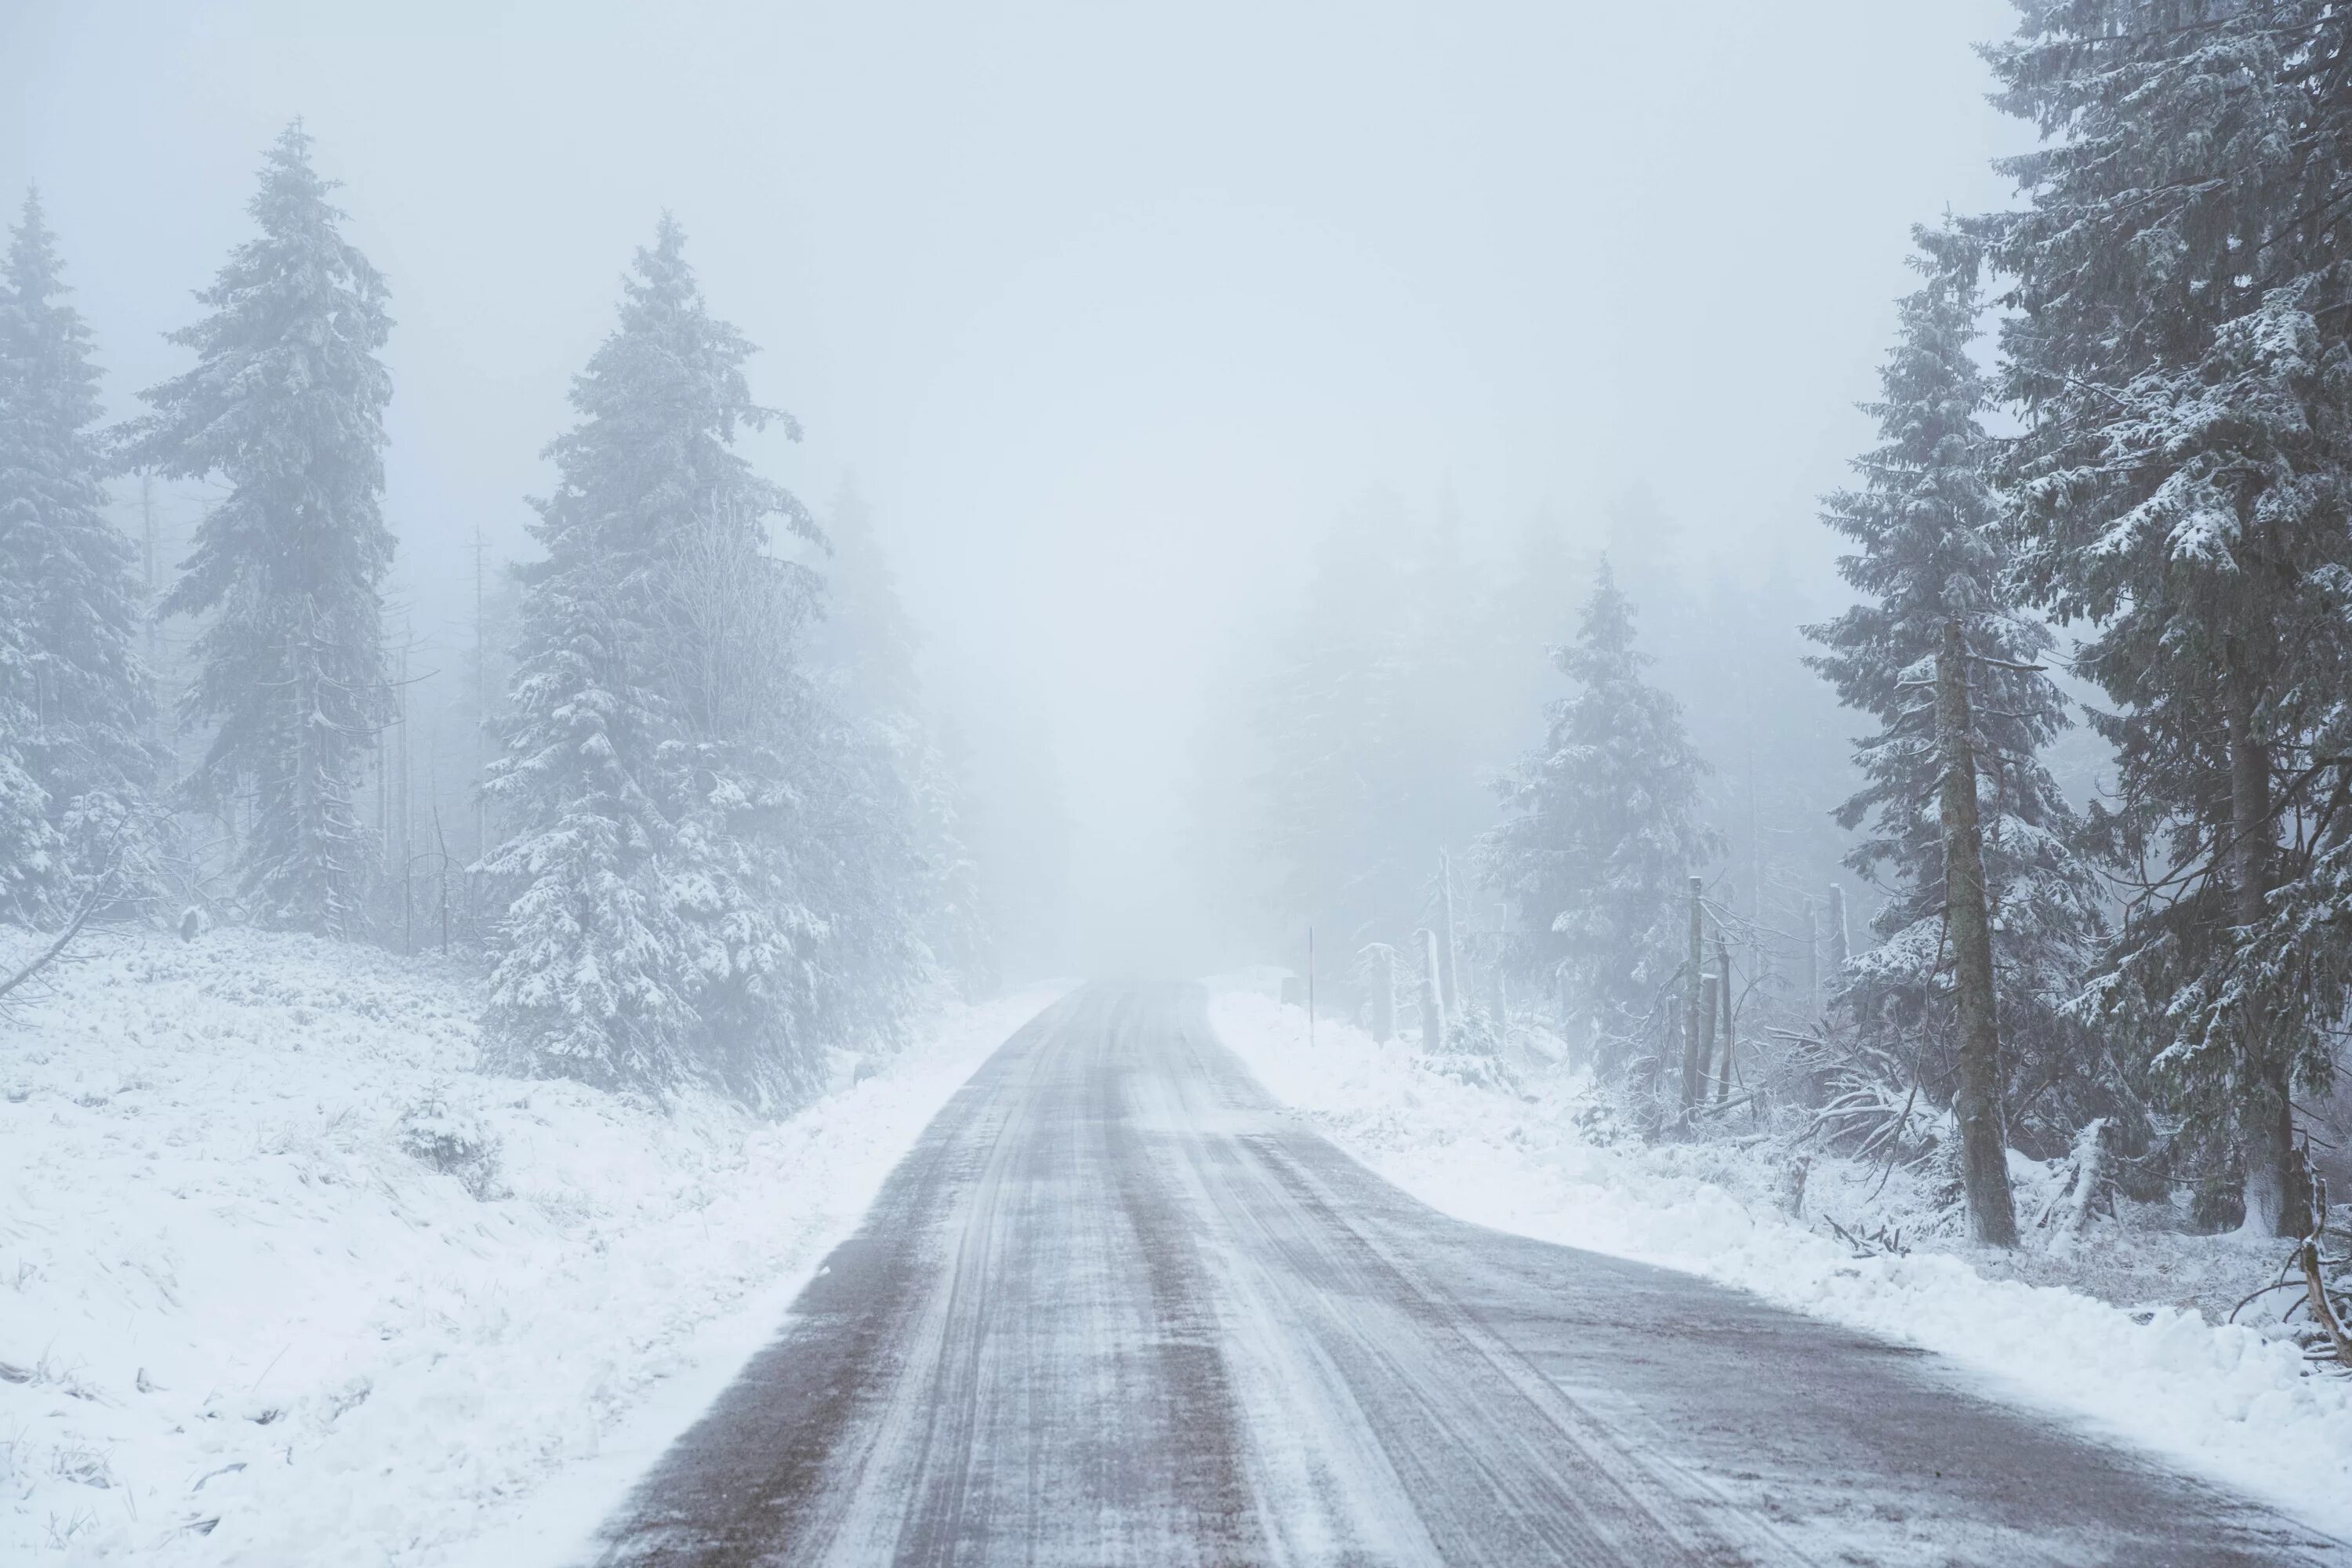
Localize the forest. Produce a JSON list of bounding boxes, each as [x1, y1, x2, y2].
[[1199, 2, 2352, 1263], [6, 5, 2352, 1251], [0, 129, 995, 1114], [16, 2, 2352, 1560]]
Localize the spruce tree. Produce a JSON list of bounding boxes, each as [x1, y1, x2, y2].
[[1984, 2, 2352, 1232], [1485, 562, 1718, 1056], [122, 125, 393, 937], [0, 190, 157, 918], [1805, 227, 2110, 1161], [0, 593, 53, 924], [481, 216, 833, 1102]]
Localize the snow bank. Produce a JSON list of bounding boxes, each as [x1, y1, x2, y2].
[[1209, 983, 2352, 1538], [0, 927, 1064, 1565]]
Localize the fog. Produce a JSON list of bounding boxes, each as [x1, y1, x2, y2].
[[2, 0, 2024, 975]]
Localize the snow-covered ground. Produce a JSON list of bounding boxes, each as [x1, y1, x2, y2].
[[1208, 978, 2352, 1541], [0, 926, 1064, 1566]]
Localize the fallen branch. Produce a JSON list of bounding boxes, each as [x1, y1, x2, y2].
[[0, 880, 104, 1013], [2300, 1239, 2352, 1371]]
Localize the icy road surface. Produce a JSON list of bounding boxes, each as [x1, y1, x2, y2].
[[588, 983, 2343, 1566]]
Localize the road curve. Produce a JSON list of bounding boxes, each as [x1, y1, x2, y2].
[[588, 982, 2343, 1566]]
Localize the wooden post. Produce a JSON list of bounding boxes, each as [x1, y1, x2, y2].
[[1937, 618, 2019, 1247], [1681, 876, 1705, 1108]]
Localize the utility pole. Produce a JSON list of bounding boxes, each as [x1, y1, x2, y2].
[[1307, 925, 1316, 1051]]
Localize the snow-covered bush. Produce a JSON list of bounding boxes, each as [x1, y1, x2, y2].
[[394, 1093, 505, 1200]]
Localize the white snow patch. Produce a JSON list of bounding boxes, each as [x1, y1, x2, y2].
[[1208, 983, 2352, 1540], [0, 925, 1065, 1565]]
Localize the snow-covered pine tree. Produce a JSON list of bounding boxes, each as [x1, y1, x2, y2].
[[1804, 225, 2111, 1160], [122, 125, 393, 938], [1484, 561, 1718, 1060], [1984, 1, 2352, 1233], [480, 215, 843, 1104], [0, 516, 52, 926], [0, 190, 158, 920]]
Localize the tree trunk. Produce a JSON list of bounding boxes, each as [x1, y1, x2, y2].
[[1417, 927, 1446, 1055], [1803, 899, 1820, 1019], [1825, 884, 1849, 978], [1681, 876, 1705, 1108], [1937, 618, 2019, 1248], [1696, 974, 1719, 1094], [1715, 931, 1736, 1103], [2227, 654, 2301, 1238]]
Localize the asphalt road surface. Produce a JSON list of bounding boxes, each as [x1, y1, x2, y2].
[[589, 982, 2345, 1566]]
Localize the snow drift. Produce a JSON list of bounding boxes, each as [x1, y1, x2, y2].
[[0, 926, 1061, 1565], [1209, 981, 2352, 1541]]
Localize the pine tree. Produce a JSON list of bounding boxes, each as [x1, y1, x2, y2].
[[0, 565, 53, 924], [480, 215, 838, 1103], [1805, 227, 2111, 1162], [0, 190, 158, 920], [1984, 2, 2352, 1232], [1485, 562, 1719, 1056], [122, 125, 393, 938]]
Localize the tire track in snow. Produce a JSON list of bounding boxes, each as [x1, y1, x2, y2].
[[588, 982, 2346, 1566]]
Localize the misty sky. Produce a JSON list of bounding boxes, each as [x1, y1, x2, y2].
[[2, 1, 2027, 971]]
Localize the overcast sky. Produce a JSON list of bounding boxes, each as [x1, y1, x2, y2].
[[2, 0, 2027, 970]]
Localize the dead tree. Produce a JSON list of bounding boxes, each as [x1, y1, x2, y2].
[[1938, 618, 2020, 1247]]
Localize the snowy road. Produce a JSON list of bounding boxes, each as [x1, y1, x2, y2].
[[588, 983, 2343, 1566]]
